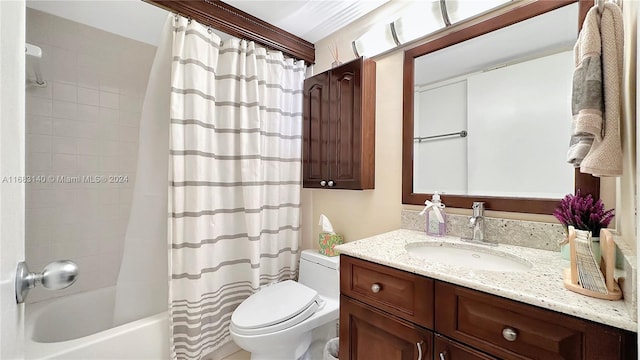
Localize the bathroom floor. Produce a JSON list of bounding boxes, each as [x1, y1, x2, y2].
[[222, 350, 250, 360], [222, 339, 327, 360], [308, 339, 327, 359]]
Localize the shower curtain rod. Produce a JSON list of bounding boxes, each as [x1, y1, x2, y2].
[[144, 0, 315, 63]]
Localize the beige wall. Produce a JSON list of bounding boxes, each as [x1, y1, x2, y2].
[[301, 50, 405, 249], [303, 1, 628, 248], [619, 0, 638, 249]]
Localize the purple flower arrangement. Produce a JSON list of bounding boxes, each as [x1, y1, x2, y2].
[[553, 190, 615, 235]]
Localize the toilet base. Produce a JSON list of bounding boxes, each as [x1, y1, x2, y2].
[[240, 319, 339, 360], [247, 334, 310, 360]]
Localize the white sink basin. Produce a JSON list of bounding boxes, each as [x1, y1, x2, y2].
[[406, 242, 533, 272]]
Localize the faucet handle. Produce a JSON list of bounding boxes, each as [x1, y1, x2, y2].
[[472, 202, 484, 217]]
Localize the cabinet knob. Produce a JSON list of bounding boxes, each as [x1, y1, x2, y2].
[[327, 180, 335, 187], [371, 283, 381, 293], [502, 327, 518, 342], [320, 180, 327, 187], [439, 352, 447, 360]]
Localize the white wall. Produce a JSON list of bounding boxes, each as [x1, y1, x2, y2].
[[0, 0, 26, 358], [24, 8, 156, 302], [467, 51, 575, 198], [26, 0, 167, 46]]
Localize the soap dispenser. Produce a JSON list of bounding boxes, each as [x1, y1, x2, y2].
[[420, 192, 446, 237]]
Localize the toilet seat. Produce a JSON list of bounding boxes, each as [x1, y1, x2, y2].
[[230, 280, 321, 336]]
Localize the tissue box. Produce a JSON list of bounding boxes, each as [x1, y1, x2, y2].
[[319, 232, 343, 257]]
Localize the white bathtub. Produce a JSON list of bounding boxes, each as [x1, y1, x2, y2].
[[26, 287, 170, 359]]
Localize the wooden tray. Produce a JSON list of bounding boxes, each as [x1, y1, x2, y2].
[[563, 228, 622, 300]]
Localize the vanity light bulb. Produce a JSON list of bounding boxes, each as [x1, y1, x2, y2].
[[352, 23, 397, 57], [393, 1, 444, 44], [445, 0, 511, 24]]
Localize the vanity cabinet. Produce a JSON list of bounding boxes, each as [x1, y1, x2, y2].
[[339, 255, 637, 360], [302, 57, 376, 190]]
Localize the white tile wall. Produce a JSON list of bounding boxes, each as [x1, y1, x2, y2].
[[25, 8, 156, 303]]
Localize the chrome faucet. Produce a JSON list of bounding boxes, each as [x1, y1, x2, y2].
[[468, 202, 485, 242]]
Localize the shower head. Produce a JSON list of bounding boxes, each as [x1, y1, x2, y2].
[[25, 43, 42, 58], [25, 42, 47, 87]]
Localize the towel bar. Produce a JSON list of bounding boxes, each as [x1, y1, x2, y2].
[[414, 130, 467, 143]]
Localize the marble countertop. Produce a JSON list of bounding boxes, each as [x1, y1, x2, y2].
[[335, 229, 637, 332]]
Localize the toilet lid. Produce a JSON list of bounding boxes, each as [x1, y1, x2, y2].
[[231, 280, 320, 334]]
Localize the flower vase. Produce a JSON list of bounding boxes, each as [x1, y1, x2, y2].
[[560, 229, 601, 263]]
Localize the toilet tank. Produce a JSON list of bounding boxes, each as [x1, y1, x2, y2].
[[298, 250, 339, 300]]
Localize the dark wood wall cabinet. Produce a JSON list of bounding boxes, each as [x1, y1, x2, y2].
[[340, 255, 637, 360], [302, 57, 376, 190]]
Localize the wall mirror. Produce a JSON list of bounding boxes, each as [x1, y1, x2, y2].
[[402, 0, 599, 214]]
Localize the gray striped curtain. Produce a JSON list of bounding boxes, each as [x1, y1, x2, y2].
[[168, 17, 305, 360]]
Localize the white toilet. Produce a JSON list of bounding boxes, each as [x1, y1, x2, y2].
[[230, 249, 340, 360]]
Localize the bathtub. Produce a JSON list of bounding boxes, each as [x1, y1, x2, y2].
[[26, 286, 170, 359]]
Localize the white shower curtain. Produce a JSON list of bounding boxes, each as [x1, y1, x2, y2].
[[168, 17, 306, 360], [113, 15, 171, 328]]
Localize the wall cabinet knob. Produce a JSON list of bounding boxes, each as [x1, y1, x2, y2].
[[371, 283, 381, 293], [320, 180, 327, 187], [502, 327, 518, 341], [328, 180, 335, 187]]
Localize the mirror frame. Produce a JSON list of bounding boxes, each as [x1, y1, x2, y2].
[[402, 0, 599, 214]]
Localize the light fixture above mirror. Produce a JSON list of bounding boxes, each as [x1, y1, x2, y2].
[[352, 0, 511, 57]]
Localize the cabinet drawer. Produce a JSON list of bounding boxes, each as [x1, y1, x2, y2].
[[340, 255, 433, 329], [435, 281, 634, 360], [434, 334, 497, 360]]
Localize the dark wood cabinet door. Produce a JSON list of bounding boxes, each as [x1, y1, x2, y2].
[[340, 295, 432, 360], [434, 334, 497, 360], [302, 57, 375, 190], [330, 57, 376, 190], [302, 71, 330, 188], [329, 59, 361, 188]]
